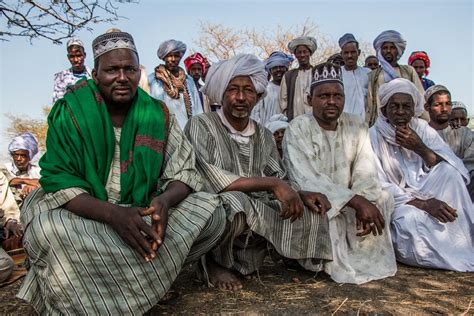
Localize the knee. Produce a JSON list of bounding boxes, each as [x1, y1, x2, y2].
[[0, 248, 14, 283]]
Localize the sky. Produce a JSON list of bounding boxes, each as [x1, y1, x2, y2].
[[0, 0, 473, 161]]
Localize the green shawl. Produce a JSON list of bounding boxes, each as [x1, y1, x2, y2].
[[40, 79, 169, 207]]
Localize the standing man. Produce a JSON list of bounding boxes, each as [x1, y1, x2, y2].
[[184, 52, 209, 112], [53, 38, 92, 103], [338, 33, 371, 120], [366, 30, 424, 126], [408, 51, 435, 90], [251, 51, 293, 125], [149, 39, 202, 129], [365, 55, 379, 70], [279, 36, 318, 121]]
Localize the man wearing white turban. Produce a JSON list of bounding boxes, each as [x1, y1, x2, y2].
[[366, 30, 425, 127], [369, 78, 474, 271], [279, 36, 318, 121], [251, 51, 293, 125], [185, 54, 332, 291], [149, 39, 203, 129]]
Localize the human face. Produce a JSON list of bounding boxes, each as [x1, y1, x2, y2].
[[222, 76, 259, 121], [426, 92, 451, 124], [11, 149, 30, 171], [411, 59, 426, 78], [164, 51, 182, 73], [450, 108, 470, 127], [273, 129, 285, 151], [381, 42, 398, 66], [382, 93, 415, 127], [92, 49, 141, 106], [188, 63, 203, 81], [308, 82, 345, 128], [294, 45, 311, 67], [341, 42, 360, 70], [67, 46, 86, 73], [365, 57, 379, 70], [270, 66, 288, 83]]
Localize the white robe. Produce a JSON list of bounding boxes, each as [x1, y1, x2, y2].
[[251, 82, 281, 125], [369, 118, 474, 271], [437, 126, 474, 174], [284, 113, 397, 284], [342, 66, 370, 120]]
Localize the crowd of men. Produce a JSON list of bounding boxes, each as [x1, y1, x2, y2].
[[0, 28, 473, 314]]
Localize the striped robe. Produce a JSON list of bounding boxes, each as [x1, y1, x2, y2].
[[17, 114, 226, 315], [184, 112, 332, 275]]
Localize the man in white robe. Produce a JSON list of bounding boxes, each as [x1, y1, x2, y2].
[[369, 78, 474, 271], [338, 33, 370, 120], [284, 62, 397, 284]]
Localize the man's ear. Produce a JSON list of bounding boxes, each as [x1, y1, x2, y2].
[[424, 102, 430, 112], [307, 93, 312, 105], [92, 69, 98, 84], [256, 92, 264, 103]]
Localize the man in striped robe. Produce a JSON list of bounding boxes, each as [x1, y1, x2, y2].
[[184, 54, 332, 291], [17, 31, 226, 315]]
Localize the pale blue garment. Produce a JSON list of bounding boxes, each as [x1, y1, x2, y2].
[[148, 73, 203, 129]]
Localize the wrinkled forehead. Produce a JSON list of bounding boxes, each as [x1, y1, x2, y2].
[[386, 92, 414, 106], [227, 75, 255, 88]]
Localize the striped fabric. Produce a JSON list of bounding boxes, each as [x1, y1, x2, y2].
[[184, 113, 332, 275], [17, 114, 226, 315]]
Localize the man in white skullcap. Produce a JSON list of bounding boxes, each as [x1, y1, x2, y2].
[[366, 30, 425, 126], [265, 114, 289, 157], [450, 101, 470, 128], [149, 39, 202, 129], [279, 36, 318, 120], [369, 78, 474, 272], [284, 62, 396, 284], [185, 54, 332, 291], [53, 38, 92, 103]]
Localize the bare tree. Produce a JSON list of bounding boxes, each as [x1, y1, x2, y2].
[[0, 0, 137, 43]]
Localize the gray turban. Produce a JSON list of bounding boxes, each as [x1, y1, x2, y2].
[[287, 36, 318, 54], [8, 132, 39, 160], [373, 30, 407, 82], [338, 33, 358, 49], [157, 39, 187, 60], [378, 78, 425, 117], [201, 54, 268, 105]]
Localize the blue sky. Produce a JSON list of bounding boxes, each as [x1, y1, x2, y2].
[[0, 0, 472, 160]]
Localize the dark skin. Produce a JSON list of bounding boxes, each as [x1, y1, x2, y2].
[[450, 108, 470, 129], [273, 129, 285, 157], [365, 56, 379, 70], [341, 42, 360, 71], [164, 51, 182, 76], [308, 82, 385, 236], [61, 48, 192, 262], [381, 42, 398, 67], [188, 63, 203, 83], [425, 92, 452, 130], [67, 45, 87, 74], [270, 66, 287, 85], [411, 59, 426, 79], [294, 45, 311, 70], [9, 149, 40, 197], [382, 93, 457, 222]]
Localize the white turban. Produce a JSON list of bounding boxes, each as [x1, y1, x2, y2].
[[157, 39, 187, 60], [373, 30, 407, 82], [8, 132, 39, 160], [452, 101, 467, 110], [288, 36, 318, 55], [265, 114, 289, 133], [201, 54, 268, 105], [378, 78, 425, 117]]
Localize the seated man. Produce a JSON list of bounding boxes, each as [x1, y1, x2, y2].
[[185, 54, 332, 291], [17, 31, 226, 314], [265, 114, 289, 158], [425, 85, 474, 198], [284, 63, 396, 284], [450, 101, 470, 128], [369, 78, 474, 271]]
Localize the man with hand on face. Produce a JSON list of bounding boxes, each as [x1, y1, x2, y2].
[[53, 38, 92, 103], [450, 101, 470, 128], [185, 54, 332, 291], [369, 78, 474, 271], [279, 36, 318, 121], [338, 33, 371, 120], [149, 39, 203, 129], [284, 63, 396, 284], [17, 31, 226, 314], [251, 51, 293, 125]]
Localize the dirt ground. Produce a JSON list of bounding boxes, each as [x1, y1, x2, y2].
[[1, 259, 472, 315]]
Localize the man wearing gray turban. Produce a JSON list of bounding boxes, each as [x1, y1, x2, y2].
[[369, 78, 474, 272], [185, 54, 332, 291], [366, 30, 425, 127], [280, 36, 318, 121], [149, 39, 203, 129]]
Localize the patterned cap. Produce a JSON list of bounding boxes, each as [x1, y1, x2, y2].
[[67, 38, 84, 48], [92, 31, 137, 60], [310, 62, 343, 89], [424, 84, 450, 102]]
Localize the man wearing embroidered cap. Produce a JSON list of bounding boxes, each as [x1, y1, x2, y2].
[[52, 38, 92, 103], [279, 36, 318, 121], [369, 78, 474, 271], [366, 30, 425, 126], [284, 62, 396, 284], [251, 51, 293, 125], [149, 39, 203, 129], [185, 54, 332, 291], [18, 31, 226, 314], [338, 33, 371, 120]]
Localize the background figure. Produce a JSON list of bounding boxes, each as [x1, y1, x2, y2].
[[365, 55, 379, 70], [408, 51, 435, 90], [265, 114, 289, 158], [184, 52, 210, 112], [450, 101, 470, 128]]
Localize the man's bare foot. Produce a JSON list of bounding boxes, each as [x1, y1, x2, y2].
[[207, 258, 243, 291]]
